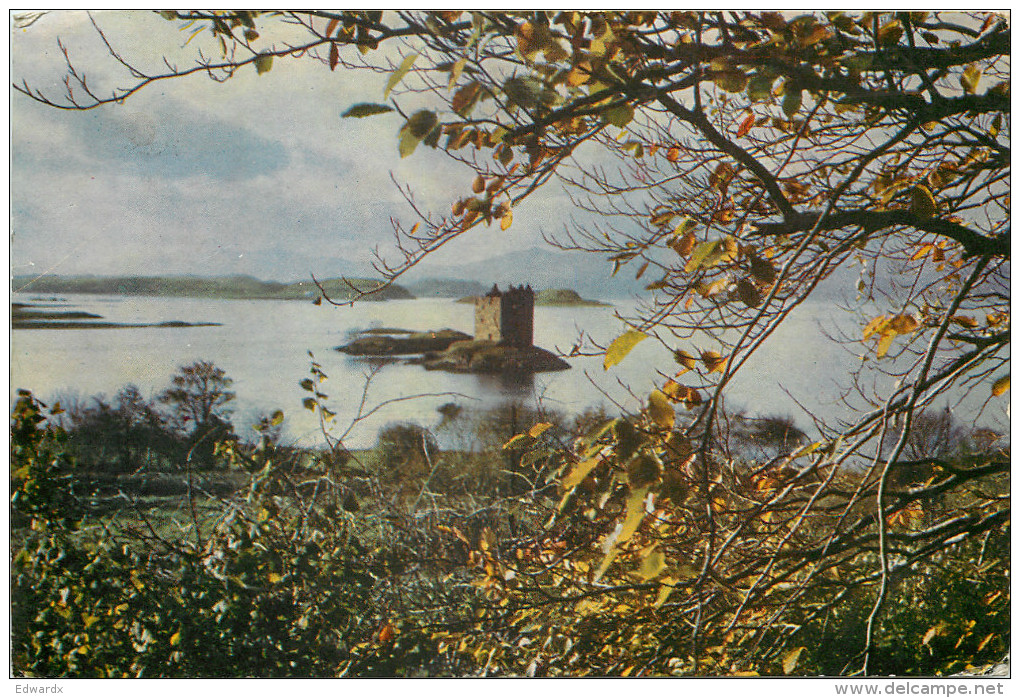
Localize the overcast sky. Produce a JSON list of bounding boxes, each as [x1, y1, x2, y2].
[[11, 11, 587, 283]]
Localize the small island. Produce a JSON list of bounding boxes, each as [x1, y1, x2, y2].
[[12, 303, 221, 330], [336, 284, 570, 374]]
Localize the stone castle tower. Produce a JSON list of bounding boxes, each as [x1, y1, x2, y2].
[[474, 284, 534, 348]]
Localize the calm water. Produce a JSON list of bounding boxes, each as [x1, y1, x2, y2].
[[12, 293, 997, 448]]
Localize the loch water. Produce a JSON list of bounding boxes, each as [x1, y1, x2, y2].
[[11, 293, 1002, 448]]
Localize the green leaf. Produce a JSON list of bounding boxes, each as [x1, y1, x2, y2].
[[403, 109, 438, 139], [782, 88, 802, 118], [385, 52, 419, 98], [910, 185, 937, 218], [299, 378, 315, 392], [603, 103, 635, 129], [270, 410, 284, 427], [714, 70, 748, 93], [747, 74, 774, 102], [685, 239, 734, 272], [604, 330, 648, 370], [342, 102, 394, 119], [254, 53, 273, 75]]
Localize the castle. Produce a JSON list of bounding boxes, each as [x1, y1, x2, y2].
[[474, 284, 534, 348]]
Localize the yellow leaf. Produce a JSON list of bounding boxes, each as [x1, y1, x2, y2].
[[385, 52, 419, 98], [782, 646, 806, 675], [500, 209, 513, 231], [647, 390, 675, 429], [992, 375, 1009, 396], [637, 546, 666, 581], [562, 456, 602, 489], [528, 422, 553, 438], [502, 432, 531, 450], [654, 579, 676, 608], [618, 486, 651, 545], [794, 441, 822, 458], [863, 315, 890, 340], [876, 332, 896, 359], [170, 631, 181, 647], [604, 330, 648, 370]]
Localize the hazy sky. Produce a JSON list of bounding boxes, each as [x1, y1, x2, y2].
[[10, 11, 585, 282]]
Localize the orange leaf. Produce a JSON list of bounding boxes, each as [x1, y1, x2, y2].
[[666, 147, 680, 163], [378, 623, 396, 644]]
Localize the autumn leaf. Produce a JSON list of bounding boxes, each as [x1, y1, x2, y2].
[[992, 375, 1009, 397], [736, 112, 755, 138], [782, 646, 806, 674], [647, 389, 675, 429], [749, 254, 777, 284], [666, 147, 680, 163], [888, 314, 919, 334], [736, 279, 762, 307], [378, 623, 396, 644], [960, 64, 982, 94], [670, 230, 696, 257], [700, 350, 726, 373], [500, 209, 513, 231], [385, 52, 419, 98], [636, 546, 666, 581], [528, 422, 553, 438], [673, 350, 697, 370], [604, 330, 648, 370], [876, 332, 896, 359], [910, 186, 937, 218], [342, 102, 394, 119], [562, 456, 602, 489], [254, 53, 273, 75]]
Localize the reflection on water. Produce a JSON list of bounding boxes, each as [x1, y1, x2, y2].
[[475, 371, 535, 398]]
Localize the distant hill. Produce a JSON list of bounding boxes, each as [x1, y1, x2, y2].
[[406, 278, 487, 298], [11, 275, 413, 302]]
